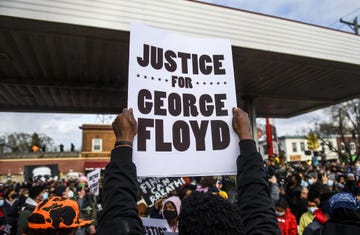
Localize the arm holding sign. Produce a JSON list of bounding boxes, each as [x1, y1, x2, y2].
[[233, 107, 281, 235], [178, 108, 281, 235], [97, 108, 145, 235]]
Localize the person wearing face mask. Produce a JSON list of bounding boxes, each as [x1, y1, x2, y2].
[[335, 174, 346, 191], [275, 199, 297, 235], [16, 185, 47, 235], [161, 196, 181, 233], [55, 185, 75, 199], [326, 176, 335, 191], [0, 191, 7, 235], [3, 189, 20, 235], [343, 173, 357, 193], [298, 200, 318, 235], [18, 188, 29, 211]]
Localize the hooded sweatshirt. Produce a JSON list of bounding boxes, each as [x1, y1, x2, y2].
[[162, 196, 181, 232]]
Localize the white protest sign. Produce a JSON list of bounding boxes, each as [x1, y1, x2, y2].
[[87, 168, 101, 196], [128, 23, 239, 177], [141, 218, 169, 235]]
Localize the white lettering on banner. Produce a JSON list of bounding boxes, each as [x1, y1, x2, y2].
[[138, 177, 185, 206], [128, 23, 238, 177]]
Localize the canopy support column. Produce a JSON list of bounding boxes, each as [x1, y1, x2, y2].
[[244, 96, 258, 149]]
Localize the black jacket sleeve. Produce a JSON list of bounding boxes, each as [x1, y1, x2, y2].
[[97, 146, 144, 235], [237, 140, 281, 235]]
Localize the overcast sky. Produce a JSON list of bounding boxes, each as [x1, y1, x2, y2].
[[0, 0, 359, 150]]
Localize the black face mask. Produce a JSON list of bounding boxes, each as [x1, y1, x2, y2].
[[10, 194, 17, 199], [163, 210, 177, 220]]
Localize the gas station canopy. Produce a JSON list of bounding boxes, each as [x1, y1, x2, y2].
[[0, 0, 360, 118]]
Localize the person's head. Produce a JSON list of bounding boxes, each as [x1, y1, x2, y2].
[[178, 192, 243, 235], [300, 186, 309, 199], [180, 184, 196, 200], [275, 199, 289, 216], [162, 196, 181, 224], [346, 173, 355, 181], [6, 189, 18, 201], [137, 199, 148, 217], [337, 174, 346, 184], [288, 174, 301, 187], [307, 200, 318, 214], [308, 172, 318, 185], [215, 179, 223, 189], [326, 192, 360, 221], [29, 185, 48, 203], [27, 196, 92, 235], [20, 188, 29, 198], [0, 191, 4, 207], [55, 185, 73, 199], [77, 176, 88, 189], [199, 176, 216, 188]]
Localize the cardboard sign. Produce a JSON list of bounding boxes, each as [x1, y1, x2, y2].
[[141, 218, 170, 235], [87, 168, 101, 196], [137, 177, 185, 206], [128, 23, 239, 177]]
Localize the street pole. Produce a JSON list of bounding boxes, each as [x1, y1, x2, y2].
[[266, 117, 273, 158], [340, 17, 359, 35]]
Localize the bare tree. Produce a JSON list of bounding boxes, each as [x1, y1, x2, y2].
[[315, 99, 360, 165]]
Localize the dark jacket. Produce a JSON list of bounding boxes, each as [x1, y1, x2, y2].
[[237, 140, 281, 235], [97, 146, 144, 235], [16, 204, 35, 235], [98, 140, 280, 235], [320, 220, 360, 235]]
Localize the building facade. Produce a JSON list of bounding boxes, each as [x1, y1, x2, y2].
[[0, 124, 114, 182], [259, 135, 338, 162]]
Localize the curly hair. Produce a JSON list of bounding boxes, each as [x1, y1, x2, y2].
[[178, 192, 244, 235]]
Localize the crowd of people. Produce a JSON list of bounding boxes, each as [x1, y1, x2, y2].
[[0, 107, 360, 235]]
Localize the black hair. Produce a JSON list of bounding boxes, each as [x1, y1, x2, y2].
[[275, 198, 289, 210], [178, 192, 244, 235]]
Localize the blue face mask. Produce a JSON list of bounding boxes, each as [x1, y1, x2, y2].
[[42, 192, 49, 200], [301, 180, 309, 187], [327, 180, 334, 187], [0, 199, 4, 207], [308, 207, 317, 214], [308, 179, 314, 185]]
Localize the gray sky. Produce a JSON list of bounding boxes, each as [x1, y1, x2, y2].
[[0, 0, 359, 150]]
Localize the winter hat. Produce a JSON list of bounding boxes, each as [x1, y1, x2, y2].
[[78, 176, 88, 184], [28, 196, 92, 230], [29, 185, 46, 199], [327, 192, 360, 217], [347, 173, 355, 179], [162, 196, 181, 217]]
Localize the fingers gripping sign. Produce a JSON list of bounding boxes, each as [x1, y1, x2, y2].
[[112, 108, 138, 143]]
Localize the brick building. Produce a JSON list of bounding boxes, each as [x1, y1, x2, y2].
[[0, 124, 114, 182], [79, 124, 114, 171]]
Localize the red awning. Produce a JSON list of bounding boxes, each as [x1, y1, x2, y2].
[[84, 161, 109, 170]]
